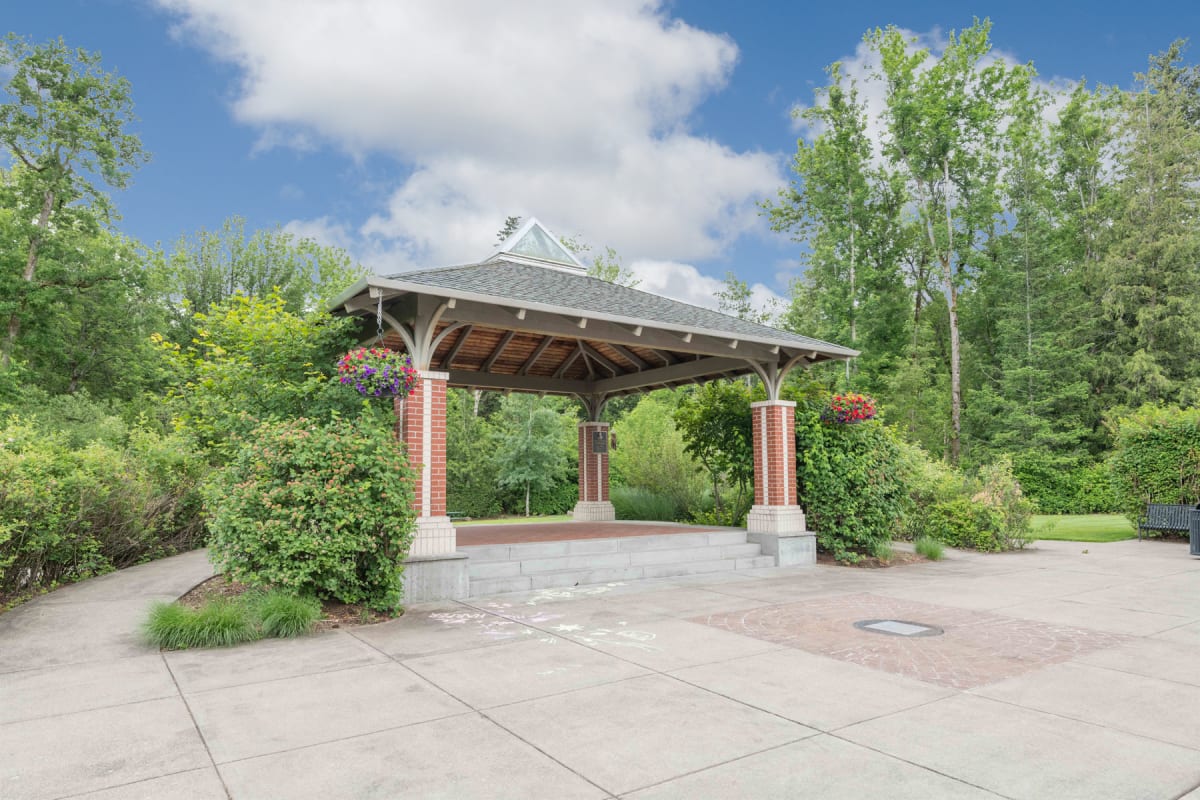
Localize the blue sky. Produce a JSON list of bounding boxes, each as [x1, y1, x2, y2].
[[6, 1, 1196, 310]]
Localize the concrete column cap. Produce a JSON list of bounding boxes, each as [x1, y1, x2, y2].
[[419, 370, 450, 381], [750, 400, 797, 409]]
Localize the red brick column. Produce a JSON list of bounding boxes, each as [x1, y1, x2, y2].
[[573, 421, 615, 521], [751, 400, 796, 507], [746, 400, 808, 549], [400, 370, 454, 556]]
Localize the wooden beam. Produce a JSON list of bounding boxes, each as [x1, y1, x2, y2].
[[607, 342, 648, 371], [578, 341, 620, 376], [439, 325, 473, 369], [517, 336, 555, 376], [554, 346, 582, 378], [592, 356, 746, 394], [447, 369, 591, 395], [482, 330, 517, 372]]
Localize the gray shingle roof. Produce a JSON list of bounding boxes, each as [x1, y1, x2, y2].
[[385, 259, 857, 357]]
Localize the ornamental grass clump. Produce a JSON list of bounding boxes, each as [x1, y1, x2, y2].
[[337, 347, 418, 398], [203, 413, 417, 611], [821, 393, 878, 425]]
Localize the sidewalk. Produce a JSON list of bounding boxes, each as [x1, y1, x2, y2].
[[2, 540, 1200, 799]]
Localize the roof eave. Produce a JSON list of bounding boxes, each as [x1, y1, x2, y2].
[[337, 274, 858, 360]]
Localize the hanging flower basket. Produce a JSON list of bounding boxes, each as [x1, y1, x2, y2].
[[822, 393, 877, 424], [336, 347, 418, 398]]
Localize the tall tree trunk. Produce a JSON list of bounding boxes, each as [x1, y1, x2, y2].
[[942, 158, 962, 465], [846, 188, 856, 383], [2, 188, 55, 370], [947, 278, 963, 464], [524, 482, 530, 517]]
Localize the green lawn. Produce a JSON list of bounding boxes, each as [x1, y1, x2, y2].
[[1032, 514, 1137, 542], [456, 514, 572, 527]]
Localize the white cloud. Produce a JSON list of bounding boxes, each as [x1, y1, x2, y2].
[[630, 259, 783, 316], [157, 0, 782, 268], [789, 27, 1075, 155]]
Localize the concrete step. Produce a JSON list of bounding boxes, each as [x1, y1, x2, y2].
[[461, 530, 750, 564], [463, 529, 777, 597], [466, 541, 765, 579]]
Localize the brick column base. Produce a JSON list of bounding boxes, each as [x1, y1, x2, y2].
[[573, 421, 615, 522], [747, 400, 812, 565], [402, 370, 456, 557]]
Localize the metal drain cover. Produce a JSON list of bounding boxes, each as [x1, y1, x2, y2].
[[854, 619, 944, 637]]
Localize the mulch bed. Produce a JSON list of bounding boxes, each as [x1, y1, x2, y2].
[[178, 575, 396, 632], [816, 551, 927, 568]]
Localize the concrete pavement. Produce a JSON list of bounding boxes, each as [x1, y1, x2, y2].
[[2, 540, 1200, 799]]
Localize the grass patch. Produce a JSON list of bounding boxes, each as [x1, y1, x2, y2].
[[1032, 514, 1137, 542], [456, 514, 572, 526], [144, 588, 321, 650], [144, 598, 258, 650], [914, 536, 945, 560], [249, 590, 322, 638]]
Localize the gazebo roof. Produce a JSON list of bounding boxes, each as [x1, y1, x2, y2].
[[331, 219, 857, 399]]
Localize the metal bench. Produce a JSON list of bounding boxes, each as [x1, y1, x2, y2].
[[447, 511, 470, 522], [1138, 503, 1193, 540]]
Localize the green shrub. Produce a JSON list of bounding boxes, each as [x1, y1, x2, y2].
[[1013, 453, 1118, 514], [914, 537, 944, 560], [899, 444, 1032, 552], [611, 395, 708, 516], [611, 487, 678, 521], [920, 497, 1005, 550], [0, 417, 207, 596], [144, 598, 257, 649], [794, 400, 912, 563], [977, 456, 1035, 550], [252, 590, 322, 638], [1110, 405, 1200, 525], [527, 474, 580, 516], [204, 412, 416, 610]]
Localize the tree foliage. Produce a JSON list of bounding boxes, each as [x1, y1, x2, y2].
[[0, 35, 149, 369]]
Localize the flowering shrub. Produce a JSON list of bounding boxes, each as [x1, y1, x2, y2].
[[337, 347, 418, 398], [822, 393, 877, 424], [204, 414, 416, 610]]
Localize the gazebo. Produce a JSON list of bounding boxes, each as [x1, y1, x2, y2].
[[332, 219, 857, 601]]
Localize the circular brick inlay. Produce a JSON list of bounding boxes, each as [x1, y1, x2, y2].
[[853, 619, 944, 638]]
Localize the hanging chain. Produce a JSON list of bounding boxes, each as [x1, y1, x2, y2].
[[375, 293, 385, 345]]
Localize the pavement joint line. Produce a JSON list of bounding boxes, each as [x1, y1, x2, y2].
[[161, 653, 234, 800], [51, 766, 218, 800], [210, 707, 480, 767], [1150, 617, 1200, 636], [960, 691, 1200, 754], [350, 622, 619, 799], [823, 725, 1016, 800], [611, 732, 818, 797], [1063, 655, 1200, 691], [0, 689, 180, 727], [475, 711, 620, 799], [0, 650, 159, 677], [1170, 778, 1200, 800], [0, 690, 182, 729], [179, 651, 416, 697]]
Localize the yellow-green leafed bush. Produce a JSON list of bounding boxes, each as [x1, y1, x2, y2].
[[204, 413, 417, 610]]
